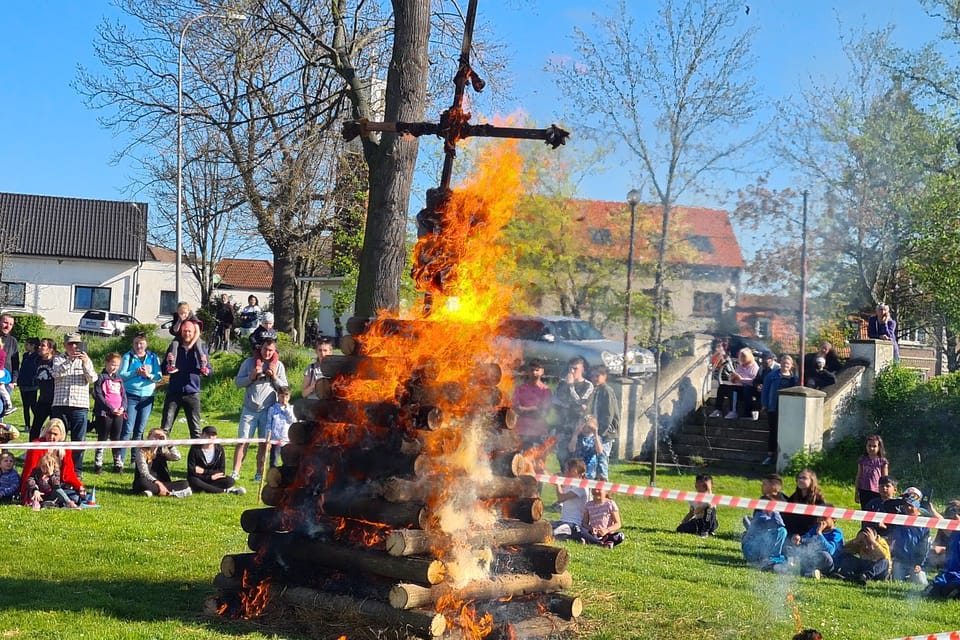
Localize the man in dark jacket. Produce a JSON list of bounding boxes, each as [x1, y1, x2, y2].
[[805, 357, 837, 390], [589, 364, 620, 480]]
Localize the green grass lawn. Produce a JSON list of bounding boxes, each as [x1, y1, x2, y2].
[[2, 334, 958, 639], [2, 459, 957, 640]]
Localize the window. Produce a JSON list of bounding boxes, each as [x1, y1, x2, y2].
[[588, 227, 613, 245], [756, 317, 772, 339], [0, 282, 25, 307], [74, 286, 111, 311], [687, 235, 714, 253], [159, 290, 178, 316], [692, 291, 722, 318]]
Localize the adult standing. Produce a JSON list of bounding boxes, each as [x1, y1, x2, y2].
[[760, 354, 799, 467], [119, 333, 163, 462], [159, 320, 211, 439], [552, 356, 594, 468], [51, 333, 96, 476], [214, 293, 235, 351], [0, 314, 20, 390], [30, 338, 57, 441], [232, 336, 287, 482], [512, 359, 552, 450], [238, 295, 261, 339], [18, 338, 40, 429], [589, 364, 620, 480], [868, 303, 900, 361]]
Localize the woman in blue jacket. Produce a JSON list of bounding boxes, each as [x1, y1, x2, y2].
[[760, 354, 799, 466], [118, 333, 162, 469]]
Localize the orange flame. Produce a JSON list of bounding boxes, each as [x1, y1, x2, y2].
[[787, 590, 802, 633], [436, 593, 494, 640], [239, 570, 271, 619]]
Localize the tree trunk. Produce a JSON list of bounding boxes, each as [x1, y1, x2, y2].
[[354, 0, 431, 316], [272, 249, 298, 335]]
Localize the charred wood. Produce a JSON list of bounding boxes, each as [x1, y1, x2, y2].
[[385, 520, 552, 557], [382, 475, 538, 503], [279, 536, 446, 585], [389, 571, 573, 610]]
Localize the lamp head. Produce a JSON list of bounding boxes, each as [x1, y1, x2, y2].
[[626, 189, 642, 206]]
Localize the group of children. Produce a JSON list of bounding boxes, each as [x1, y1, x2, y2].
[[551, 457, 625, 548]]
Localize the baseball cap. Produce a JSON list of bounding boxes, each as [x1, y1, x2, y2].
[[201, 425, 218, 437], [902, 495, 921, 509], [64, 332, 82, 344], [903, 486, 922, 499], [263, 312, 275, 323]]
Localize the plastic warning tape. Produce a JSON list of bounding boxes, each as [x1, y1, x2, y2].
[[536, 473, 960, 532], [888, 632, 960, 640], [1, 436, 281, 450]]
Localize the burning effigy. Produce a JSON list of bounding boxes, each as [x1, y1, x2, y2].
[[213, 139, 581, 639]]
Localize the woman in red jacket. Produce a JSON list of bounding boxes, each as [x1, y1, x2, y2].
[[20, 417, 86, 504]]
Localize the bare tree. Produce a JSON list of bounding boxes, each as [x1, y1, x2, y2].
[[552, 0, 761, 345]]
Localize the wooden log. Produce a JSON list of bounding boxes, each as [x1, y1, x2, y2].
[[542, 593, 583, 620], [483, 428, 522, 455], [339, 334, 362, 356], [487, 612, 577, 640], [280, 442, 303, 467], [473, 593, 583, 622], [474, 362, 502, 386], [416, 427, 462, 456], [321, 495, 428, 529], [279, 537, 446, 585], [266, 465, 299, 488], [389, 571, 573, 610], [346, 315, 374, 336], [382, 475, 538, 503], [294, 398, 406, 428], [501, 497, 543, 523], [385, 520, 552, 557], [286, 421, 315, 445], [277, 586, 447, 639], [489, 406, 517, 430], [503, 543, 569, 576], [213, 572, 241, 592], [240, 507, 290, 534], [220, 552, 262, 579], [489, 452, 534, 478]]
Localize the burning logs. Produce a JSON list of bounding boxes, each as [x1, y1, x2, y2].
[[278, 537, 447, 585], [388, 571, 573, 610], [381, 475, 537, 503], [385, 520, 552, 557], [277, 587, 447, 639]]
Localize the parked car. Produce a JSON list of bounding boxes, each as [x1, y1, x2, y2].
[[496, 315, 657, 379], [722, 334, 772, 361], [77, 310, 139, 337]]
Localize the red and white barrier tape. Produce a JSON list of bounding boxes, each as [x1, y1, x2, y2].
[[889, 633, 960, 640], [535, 473, 960, 532], [1, 436, 281, 450]]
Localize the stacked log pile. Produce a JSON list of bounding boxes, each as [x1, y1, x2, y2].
[[213, 317, 581, 640]]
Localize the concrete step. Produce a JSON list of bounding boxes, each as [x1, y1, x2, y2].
[[671, 432, 768, 451], [664, 444, 769, 466], [677, 422, 769, 441]]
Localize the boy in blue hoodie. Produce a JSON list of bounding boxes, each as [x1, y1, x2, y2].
[[890, 494, 930, 585], [785, 512, 844, 579], [742, 473, 788, 570]]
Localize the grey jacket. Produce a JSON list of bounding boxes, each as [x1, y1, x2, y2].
[[235, 357, 288, 412]]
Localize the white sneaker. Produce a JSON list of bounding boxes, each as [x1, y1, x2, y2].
[[230, 471, 240, 480], [226, 486, 247, 496], [142, 490, 153, 497], [724, 411, 739, 419], [709, 410, 722, 418], [171, 487, 192, 498]]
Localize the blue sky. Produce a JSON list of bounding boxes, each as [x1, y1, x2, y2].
[[0, 1, 949, 228]]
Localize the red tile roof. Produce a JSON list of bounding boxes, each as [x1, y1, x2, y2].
[[738, 294, 798, 311], [146, 245, 176, 262], [215, 258, 274, 290], [570, 200, 745, 269]]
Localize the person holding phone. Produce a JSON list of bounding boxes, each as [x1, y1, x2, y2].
[[301, 337, 334, 400], [51, 333, 97, 478]]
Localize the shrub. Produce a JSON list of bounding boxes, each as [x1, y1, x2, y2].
[[8, 313, 46, 341], [124, 323, 158, 340]]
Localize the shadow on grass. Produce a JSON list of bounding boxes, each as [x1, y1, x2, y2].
[[0, 577, 265, 636]]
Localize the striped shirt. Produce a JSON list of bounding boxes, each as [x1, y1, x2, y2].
[[584, 498, 619, 530]]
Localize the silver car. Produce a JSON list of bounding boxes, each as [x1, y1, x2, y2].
[[496, 315, 657, 379], [78, 310, 139, 337]]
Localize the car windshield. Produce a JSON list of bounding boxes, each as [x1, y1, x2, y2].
[[551, 320, 605, 341]]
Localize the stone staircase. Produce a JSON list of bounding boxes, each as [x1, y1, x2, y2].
[[666, 400, 770, 470]]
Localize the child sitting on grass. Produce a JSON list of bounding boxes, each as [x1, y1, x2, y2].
[[784, 512, 844, 579], [741, 473, 788, 570], [25, 452, 81, 510], [676, 473, 718, 537], [581, 483, 624, 548], [0, 451, 20, 504], [552, 457, 588, 541], [833, 526, 891, 584]]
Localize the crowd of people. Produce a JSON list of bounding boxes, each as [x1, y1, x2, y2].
[[0, 302, 335, 506]]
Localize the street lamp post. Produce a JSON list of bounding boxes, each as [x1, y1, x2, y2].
[[622, 189, 642, 377], [176, 12, 246, 304]]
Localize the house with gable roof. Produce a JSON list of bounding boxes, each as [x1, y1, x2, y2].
[[0, 192, 206, 327], [559, 199, 744, 337], [213, 258, 274, 310]]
